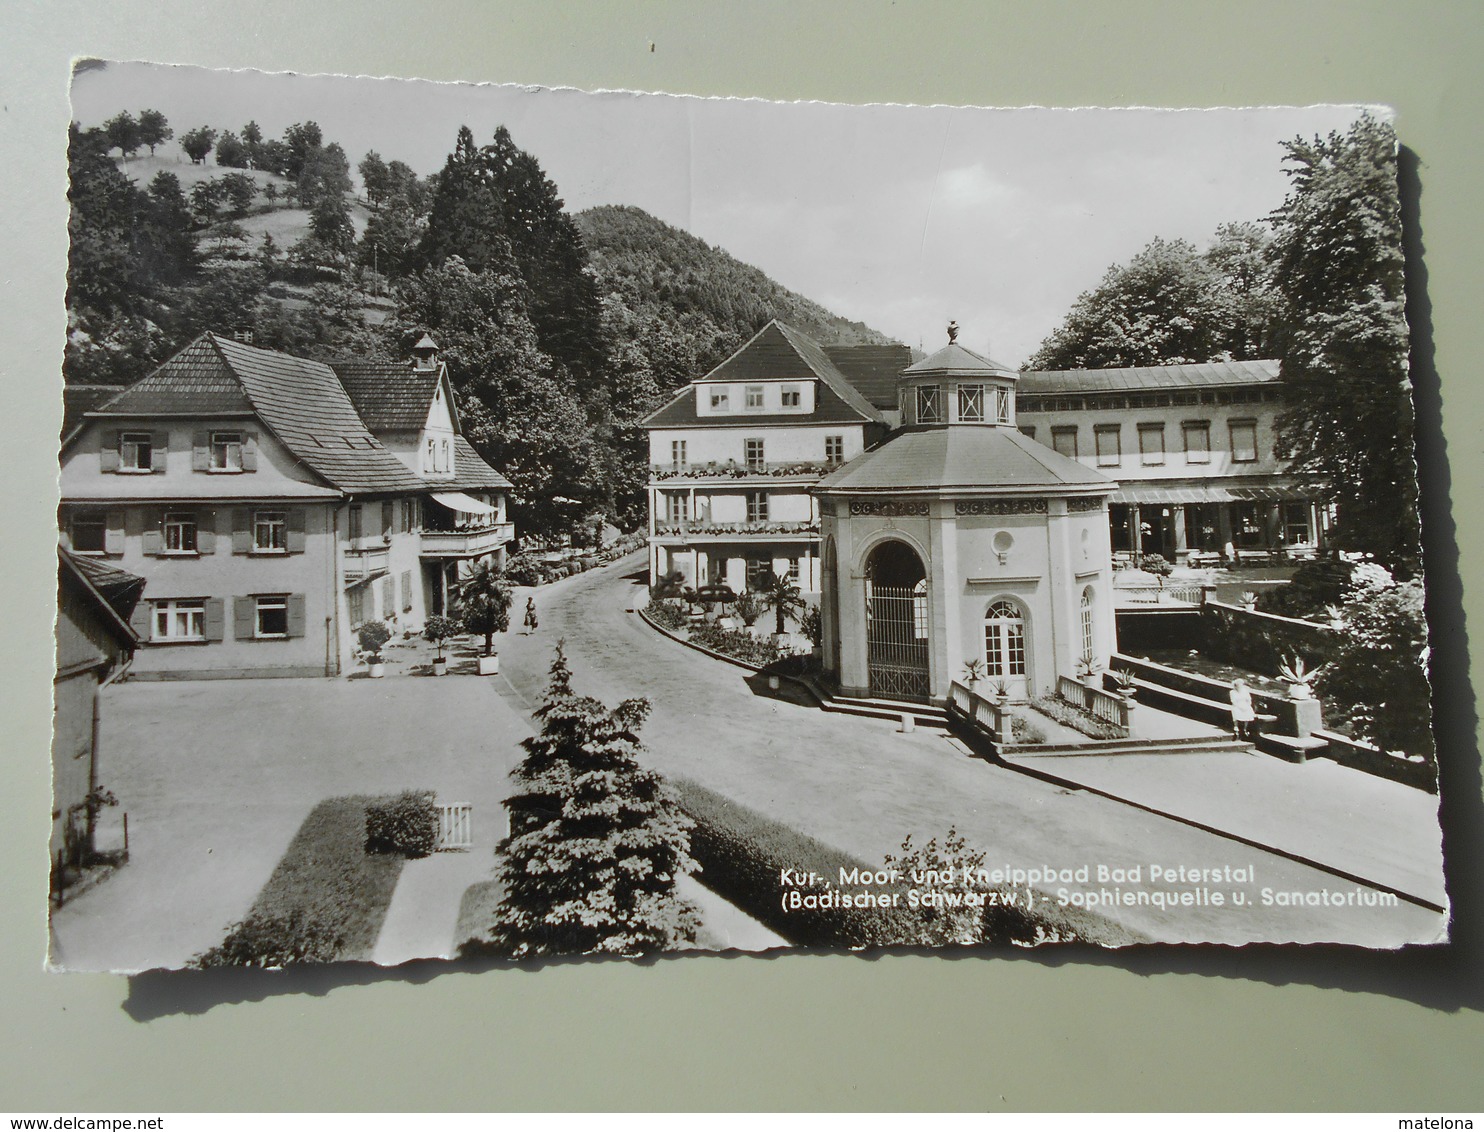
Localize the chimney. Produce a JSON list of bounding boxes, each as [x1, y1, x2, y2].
[[411, 333, 439, 372]]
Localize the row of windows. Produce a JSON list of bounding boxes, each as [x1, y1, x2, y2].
[[347, 499, 423, 541], [1019, 387, 1279, 413], [664, 492, 789, 523], [425, 436, 453, 474], [905, 384, 1013, 425], [1035, 419, 1260, 465], [100, 430, 259, 475], [706, 384, 805, 413], [143, 594, 306, 643], [665, 437, 846, 470], [68, 508, 308, 557]]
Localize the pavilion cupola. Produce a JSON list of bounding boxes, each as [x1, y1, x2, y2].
[[897, 322, 1019, 428]]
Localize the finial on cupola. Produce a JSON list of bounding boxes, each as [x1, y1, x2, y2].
[[947, 320, 959, 344]]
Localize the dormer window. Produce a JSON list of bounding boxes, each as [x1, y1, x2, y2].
[[745, 385, 765, 410], [916, 385, 942, 424], [781, 385, 801, 408], [710, 388, 730, 412], [957, 385, 985, 423]]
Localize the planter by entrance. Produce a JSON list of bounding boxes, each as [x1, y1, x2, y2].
[[431, 657, 448, 677], [368, 661, 386, 679], [478, 654, 500, 675]]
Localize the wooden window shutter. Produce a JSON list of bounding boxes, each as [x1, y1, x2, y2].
[[129, 600, 153, 640], [203, 599, 226, 642], [241, 432, 259, 471], [231, 509, 252, 554], [151, 430, 169, 474], [140, 508, 164, 556], [286, 594, 306, 638], [401, 570, 413, 612], [100, 430, 120, 473], [192, 432, 210, 471], [382, 575, 395, 616], [286, 508, 307, 554], [104, 511, 125, 556], [233, 596, 255, 640], [196, 510, 216, 555]]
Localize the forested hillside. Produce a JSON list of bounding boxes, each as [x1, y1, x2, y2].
[[64, 112, 894, 536], [576, 204, 891, 390]]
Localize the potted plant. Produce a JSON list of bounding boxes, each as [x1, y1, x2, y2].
[[763, 571, 806, 644], [988, 677, 1011, 703], [423, 614, 460, 676], [1238, 590, 1259, 610], [962, 658, 987, 692], [1277, 656, 1323, 700], [458, 560, 512, 675], [358, 620, 392, 679], [1075, 651, 1102, 687], [734, 591, 765, 631]]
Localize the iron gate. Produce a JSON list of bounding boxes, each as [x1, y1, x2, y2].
[[867, 584, 931, 702]]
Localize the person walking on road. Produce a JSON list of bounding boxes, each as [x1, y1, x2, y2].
[[523, 595, 539, 635], [1230, 678, 1257, 740]]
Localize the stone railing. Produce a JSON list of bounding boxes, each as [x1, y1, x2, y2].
[[1115, 583, 1213, 606], [947, 680, 1013, 745], [1057, 675, 1131, 733]]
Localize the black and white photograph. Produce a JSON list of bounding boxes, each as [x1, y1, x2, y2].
[[48, 62, 1445, 971]]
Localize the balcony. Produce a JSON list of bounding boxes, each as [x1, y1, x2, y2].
[[419, 521, 515, 558], [650, 459, 842, 482], [652, 519, 821, 541], [343, 542, 390, 582]]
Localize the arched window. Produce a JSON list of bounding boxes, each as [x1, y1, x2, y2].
[[1080, 587, 1095, 660], [984, 601, 1026, 677], [912, 578, 929, 639]]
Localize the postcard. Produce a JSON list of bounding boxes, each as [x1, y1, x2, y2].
[[48, 63, 1445, 970]]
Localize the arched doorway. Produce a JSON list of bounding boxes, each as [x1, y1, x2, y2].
[[865, 540, 930, 702], [984, 599, 1029, 699]]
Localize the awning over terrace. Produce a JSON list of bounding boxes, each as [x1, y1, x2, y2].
[[429, 490, 498, 515], [1107, 484, 1314, 505]]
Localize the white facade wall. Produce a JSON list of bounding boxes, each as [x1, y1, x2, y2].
[[649, 423, 869, 468]]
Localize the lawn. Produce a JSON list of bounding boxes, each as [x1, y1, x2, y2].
[[207, 794, 406, 964]]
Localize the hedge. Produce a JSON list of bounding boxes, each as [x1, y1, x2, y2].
[[365, 790, 439, 858], [674, 778, 1138, 948]]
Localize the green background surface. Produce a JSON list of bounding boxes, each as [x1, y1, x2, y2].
[[3, 0, 1483, 1112]]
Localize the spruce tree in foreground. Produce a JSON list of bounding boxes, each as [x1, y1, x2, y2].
[[480, 644, 698, 957]]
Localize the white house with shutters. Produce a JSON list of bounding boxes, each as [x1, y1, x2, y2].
[[57, 332, 514, 678], [641, 320, 905, 595]]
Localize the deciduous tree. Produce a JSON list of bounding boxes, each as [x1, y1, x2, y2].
[[136, 108, 172, 156], [180, 126, 217, 165]]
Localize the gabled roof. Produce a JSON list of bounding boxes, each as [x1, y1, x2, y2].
[[814, 426, 1113, 494], [59, 548, 144, 647], [1018, 358, 1281, 395], [329, 359, 451, 433], [85, 334, 429, 495], [822, 344, 914, 410], [904, 341, 1018, 379], [448, 436, 514, 490], [642, 320, 887, 429]]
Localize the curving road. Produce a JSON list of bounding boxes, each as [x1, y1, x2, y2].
[[495, 552, 1446, 948]]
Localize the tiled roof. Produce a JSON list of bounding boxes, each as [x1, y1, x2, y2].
[[815, 426, 1113, 494], [90, 337, 255, 416], [903, 341, 1017, 378], [822, 344, 913, 409], [643, 320, 886, 428], [61, 384, 130, 438], [60, 547, 146, 638], [1018, 359, 1281, 394], [447, 436, 513, 490], [87, 334, 428, 495], [329, 360, 444, 432]]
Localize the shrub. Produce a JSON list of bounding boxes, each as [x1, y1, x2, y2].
[[1137, 553, 1173, 578], [193, 909, 345, 968], [503, 554, 543, 587], [1033, 696, 1127, 740], [1256, 557, 1355, 619], [645, 598, 690, 631], [800, 606, 823, 649], [734, 592, 766, 626], [422, 614, 461, 661], [1011, 715, 1047, 744], [357, 620, 392, 660], [365, 790, 439, 858], [689, 620, 784, 667]]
